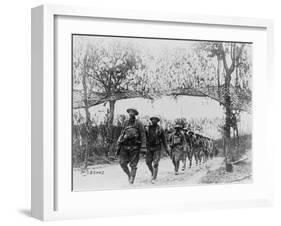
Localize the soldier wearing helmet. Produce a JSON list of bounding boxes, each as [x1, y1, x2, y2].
[[168, 124, 187, 175], [145, 116, 170, 184], [116, 108, 147, 184]]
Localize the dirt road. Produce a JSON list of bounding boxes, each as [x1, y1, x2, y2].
[[73, 156, 225, 191]]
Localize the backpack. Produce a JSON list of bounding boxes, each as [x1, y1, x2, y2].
[[171, 131, 184, 146], [146, 125, 161, 146], [121, 121, 140, 144]]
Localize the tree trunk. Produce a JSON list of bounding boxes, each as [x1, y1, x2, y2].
[[219, 43, 246, 172], [106, 100, 116, 157], [83, 105, 91, 169], [108, 100, 116, 128], [217, 55, 221, 98], [235, 68, 238, 87], [82, 59, 91, 169], [224, 71, 233, 170]]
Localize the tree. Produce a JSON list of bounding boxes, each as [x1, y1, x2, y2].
[[219, 43, 245, 152], [200, 42, 224, 97], [197, 42, 249, 167], [73, 38, 147, 162], [73, 44, 92, 168], [85, 41, 145, 145], [217, 43, 246, 166]]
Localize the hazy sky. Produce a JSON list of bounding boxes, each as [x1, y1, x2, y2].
[[89, 95, 224, 122], [84, 96, 252, 137]]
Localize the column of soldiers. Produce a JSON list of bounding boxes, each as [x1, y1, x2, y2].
[[116, 108, 217, 185]]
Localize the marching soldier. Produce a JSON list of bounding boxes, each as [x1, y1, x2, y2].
[[182, 127, 192, 170], [168, 124, 187, 175], [145, 116, 170, 184], [116, 108, 147, 184]]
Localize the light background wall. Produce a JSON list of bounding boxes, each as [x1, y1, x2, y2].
[[0, 0, 280, 225]]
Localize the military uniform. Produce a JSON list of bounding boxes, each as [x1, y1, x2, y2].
[[145, 121, 169, 183], [184, 130, 196, 168], [169, 126, 187, 174], [182, 128, 193, 170], [192, 134, 205, 165], [117, 115, 146, 184]]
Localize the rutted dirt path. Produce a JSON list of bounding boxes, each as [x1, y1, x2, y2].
[[73, 156, 224, 191]]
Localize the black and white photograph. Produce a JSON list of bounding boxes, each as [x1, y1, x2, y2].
[[72, 34, 252, 191]]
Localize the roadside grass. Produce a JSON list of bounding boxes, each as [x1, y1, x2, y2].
[[200, 134, 252, 184], [214, 134, 252, 160], [200, 160, 252, 184]]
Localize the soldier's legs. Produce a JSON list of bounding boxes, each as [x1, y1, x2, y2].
[[119, 147, 130, 180], [187, 148, 193, 168], [145, 150, 154, 176], [197, 151, 201, 164], [204, 149, 209, 163], [209, 147, 214, 159], [172, 148, 180, 174], [152, 150, 161, 181], [174, 160, 180, 174], [194, 149, 199, 165], [171, 154, 176, 168], [128, 148, 140, 184], [171, 155, 176, 173], [199, 149, 204, 164], [182, 152, 187, 171], [186, 145, 193, 168], [199, 150, 204, 165], [171, 151, 176, 168]]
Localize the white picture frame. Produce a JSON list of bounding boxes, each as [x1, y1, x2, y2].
[[31, 4, 274, 221]]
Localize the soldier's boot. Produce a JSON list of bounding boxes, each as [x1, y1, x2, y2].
[[147, 163, 153, 177], [189, 157, 192, 168], [120, 164, 131, 181], [172, 158, 177, 175], [129, 168, 137, 184], [151, 167, 158, 184], [182, 160, 186, 171], [174, 161, 179, 175]]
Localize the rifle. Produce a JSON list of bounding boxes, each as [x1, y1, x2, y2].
[[115, 129, 126, 157], [115, 122, 141, 157]]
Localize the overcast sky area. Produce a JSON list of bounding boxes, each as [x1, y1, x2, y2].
[[82, 96, 252, 137], [100, 96, 223, 120]]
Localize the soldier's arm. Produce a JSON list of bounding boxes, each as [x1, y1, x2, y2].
[[161, 129, 171, 156], [137, 121, 147, 149], [160, 128, 168, 150], [117, 121, 127, 143], [144, 125, 148, 139], [182, 132, 188, 152], [182, 132, 187, 144], [168, 133, 173, 147]]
